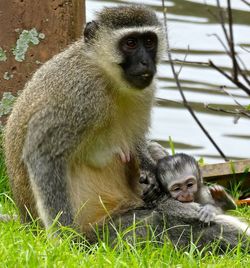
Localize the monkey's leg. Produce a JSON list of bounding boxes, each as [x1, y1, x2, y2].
[[22, 112, 78, 228], [87, 205, 164, 245], [90, 197, 249, 252], [8, 168, 39, 223], [68, 158, 144, 234], [24, 155, 74, 228], [157, 198, 249, 251]]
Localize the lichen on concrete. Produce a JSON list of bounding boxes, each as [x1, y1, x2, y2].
[[0, 92, 17, 117], [12, 28, 45, 62], [3, 72, 13, 80], [0, 47, 7, 62]]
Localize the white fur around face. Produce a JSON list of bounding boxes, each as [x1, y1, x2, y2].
[[85, 25, 166, 91], [93, 26, 166, 64]]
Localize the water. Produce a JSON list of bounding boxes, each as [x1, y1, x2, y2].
[[86, 0, 250, 163]]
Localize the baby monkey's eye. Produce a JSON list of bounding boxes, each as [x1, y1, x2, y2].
[[172, 187, 180, 192], [187, 183, 194, 188]]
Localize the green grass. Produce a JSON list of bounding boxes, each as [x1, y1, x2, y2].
[[0, 145, 249, 267], [0, 215, 250, 267]]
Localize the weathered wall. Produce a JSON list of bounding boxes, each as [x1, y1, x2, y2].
[[0, 0, 85, 95]]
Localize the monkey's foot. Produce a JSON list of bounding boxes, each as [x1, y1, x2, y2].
[[140, 170, 162, 203]]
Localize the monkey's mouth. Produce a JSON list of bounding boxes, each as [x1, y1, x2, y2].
[[141, 73, 152, 78], [138, 73, 153, 83], [177, 197, 194, 202], [131, 73, 153, 89], [124, 71, 154, 89]]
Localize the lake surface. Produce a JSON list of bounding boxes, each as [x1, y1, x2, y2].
[[86, 0, 250, 163]]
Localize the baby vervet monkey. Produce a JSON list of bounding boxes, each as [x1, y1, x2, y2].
[[157, 153, 237, 223]]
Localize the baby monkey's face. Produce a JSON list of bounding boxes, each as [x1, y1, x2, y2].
[[167, 165, 198, 202]]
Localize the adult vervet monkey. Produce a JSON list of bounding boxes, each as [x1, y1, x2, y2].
[[4, 5, 165, 232]]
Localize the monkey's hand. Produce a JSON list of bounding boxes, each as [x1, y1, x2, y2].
[[118, 147, 131, 163], [136, 139, 162, 203], [140, 169, 162, 203], [209, 185, 237, 210], [209, 185, 227, 201], [198, 204, 217, 224]]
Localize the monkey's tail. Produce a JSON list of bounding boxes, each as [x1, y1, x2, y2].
[[215, 214, 250, 236]]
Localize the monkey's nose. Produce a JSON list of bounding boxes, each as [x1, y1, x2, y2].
[[178, 194, 194, 202], [140, 59, 148, 66]]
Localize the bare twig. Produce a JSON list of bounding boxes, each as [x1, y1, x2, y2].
[[240, 45, 250, 53], [161, 0, 228, 161], [177, 47, 189, 77], [206, 105, 250, 119], [206, 33, 249, 81], [241, 0, 250, 7], [209, 60, 250, 95], [227, 0, 238, 80], [157, 97, 250, 120], [216, 0, 231, 45], [171, 58, 250, 89], [236, 54, 250, 79], [223, 1, 250, 86], [156, 97, 183, 106], [169, 59, 209, 67], [220, 86, 245, 108], [210, 1, 250, 88], [207, 33, 230, 54], [225, 0, 250, 87]]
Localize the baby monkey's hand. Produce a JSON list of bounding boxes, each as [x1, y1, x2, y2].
[[198, 204, 217, 224], [209, 185, 227, 202]]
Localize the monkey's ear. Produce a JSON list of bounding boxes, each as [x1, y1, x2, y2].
[[84, 21, 99, 43]]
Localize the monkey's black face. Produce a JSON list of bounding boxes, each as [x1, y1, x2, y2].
[[119, 32, 158, 89]]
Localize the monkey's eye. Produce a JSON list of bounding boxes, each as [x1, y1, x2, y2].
[[172, 187, 180, 192], [126, 38, 137, 49], [187, 183, 194, 188], [144, 38, 155, 49]]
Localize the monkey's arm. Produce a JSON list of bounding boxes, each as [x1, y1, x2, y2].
[[23, 149, 73, 226], [22, 111, 77, 227], [196, 185, 237, 223], [195, 186, 223, 223], [22, 100, 104, 228], [136, 140, 163, 203], [209, 185, 237, 211]]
